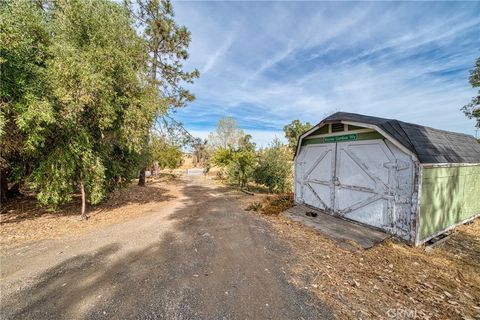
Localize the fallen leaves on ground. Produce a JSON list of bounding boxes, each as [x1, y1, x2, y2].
[[0, 174, 180, 247], [245, 193, 294, 215], [261, 212, 480, 319]]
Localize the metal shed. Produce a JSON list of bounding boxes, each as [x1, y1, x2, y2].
[[294, 112, 480, 245]]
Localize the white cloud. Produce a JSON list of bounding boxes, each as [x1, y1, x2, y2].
[[172, 1, 480, 139], [202, 34, 234, 74]]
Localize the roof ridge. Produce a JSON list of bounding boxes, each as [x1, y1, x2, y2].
[[392, 120, 417, 153], [396, 119, 475, 138], [318, 112, 480, 163], [332, 112, 476, 139]]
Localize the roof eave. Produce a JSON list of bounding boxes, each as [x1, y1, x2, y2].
[[295, 119, 419, 163]]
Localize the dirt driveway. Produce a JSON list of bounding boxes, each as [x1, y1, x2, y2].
[[0, 175, 332, 319]]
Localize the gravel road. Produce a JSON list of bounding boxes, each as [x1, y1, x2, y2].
[[1, 175, 332, 320]]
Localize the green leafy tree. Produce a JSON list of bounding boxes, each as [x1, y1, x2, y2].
[[212, 148, 235, 167], [462, 57, 480, 128], [148, 134, 183, 170], [1, 0, 161, 217], [0, 0, 51, 203], [283, 119, 312, 152], [210, 122, 255, 188], [227, 150, 255, 188], [253, 138, 292, 193], [238, 134, 256, 152]]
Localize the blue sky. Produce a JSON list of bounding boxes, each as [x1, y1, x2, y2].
[[171, 1, 480, 147]]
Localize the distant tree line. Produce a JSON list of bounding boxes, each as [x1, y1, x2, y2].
[[206, 117, 311, 193], [0, 0, 198, 218]]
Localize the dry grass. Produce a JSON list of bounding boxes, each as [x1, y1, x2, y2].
[[0, 173, 180, 247], [259, 211, 480, 319], [246, 193, 294, 216], [247, 191, 479, 318]]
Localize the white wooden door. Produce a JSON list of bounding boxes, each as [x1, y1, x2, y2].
[[334, 140, 396, 229], [296, 139, 413, 234], [298, 144, 335, 211]]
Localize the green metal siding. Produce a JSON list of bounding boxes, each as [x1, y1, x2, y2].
[[301, 131, 383, 146], [419, 165, 480, 240]]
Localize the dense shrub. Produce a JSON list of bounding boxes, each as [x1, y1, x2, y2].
[[211, 133, 256, 188], [149, 135, 183, 170], [253, 138, 292, 193], [226, 150, 255, 188]]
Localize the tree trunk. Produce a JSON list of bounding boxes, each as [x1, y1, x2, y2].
[[0, 167, 8, 205], [6, 183, 21, 199], [80, 179, 87, 220], [138, 167, 146, 186]]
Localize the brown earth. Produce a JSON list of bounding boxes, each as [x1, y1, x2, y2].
[[251, 194, 480, 319], [1, 174, 478, 319], [0, 173, 331, 319], [0, 173, 180, 247]]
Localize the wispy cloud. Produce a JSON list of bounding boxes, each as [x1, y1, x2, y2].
[[173, 1, 480, 142], [201, 33, 234, 74]]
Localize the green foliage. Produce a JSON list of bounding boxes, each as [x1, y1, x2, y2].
[[211, 134, 256, 188], [149, 135, 183, 169], [213, 147, 255, 187], [283, 119, 312, 152], [29, 146, 77, 206], [132, 0, 199, 108], [0, 0, 170, 211], [208, 117, 256, 187], [212, 148, 234, 167], [253, 138, 292, 193], [462, 57, 480, 128], [0, 0, 51, 182], [29, 134, 106, 207], [238, 134, 256, 152], [227, 149, 256, 188], [209, 118, 296, 191], [126, 0, 199, 184]]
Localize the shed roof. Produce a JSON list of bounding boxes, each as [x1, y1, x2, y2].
[[312, 112, 480, 164]]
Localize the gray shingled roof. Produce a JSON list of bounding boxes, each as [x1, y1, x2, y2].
[[318, 112, 480, 164]]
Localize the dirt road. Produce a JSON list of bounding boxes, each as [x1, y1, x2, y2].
[[1, 175, 332, 319]]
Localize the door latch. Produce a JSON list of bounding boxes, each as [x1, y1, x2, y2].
[[333, 176, 340, 186]]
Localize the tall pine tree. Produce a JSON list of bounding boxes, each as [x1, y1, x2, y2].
[[128, 0, 199, 185]]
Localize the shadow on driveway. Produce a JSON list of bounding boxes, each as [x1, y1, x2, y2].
[[2, 180, 333, 319]]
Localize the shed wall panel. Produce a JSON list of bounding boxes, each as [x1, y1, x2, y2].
[[419, 165, 480, 240]]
